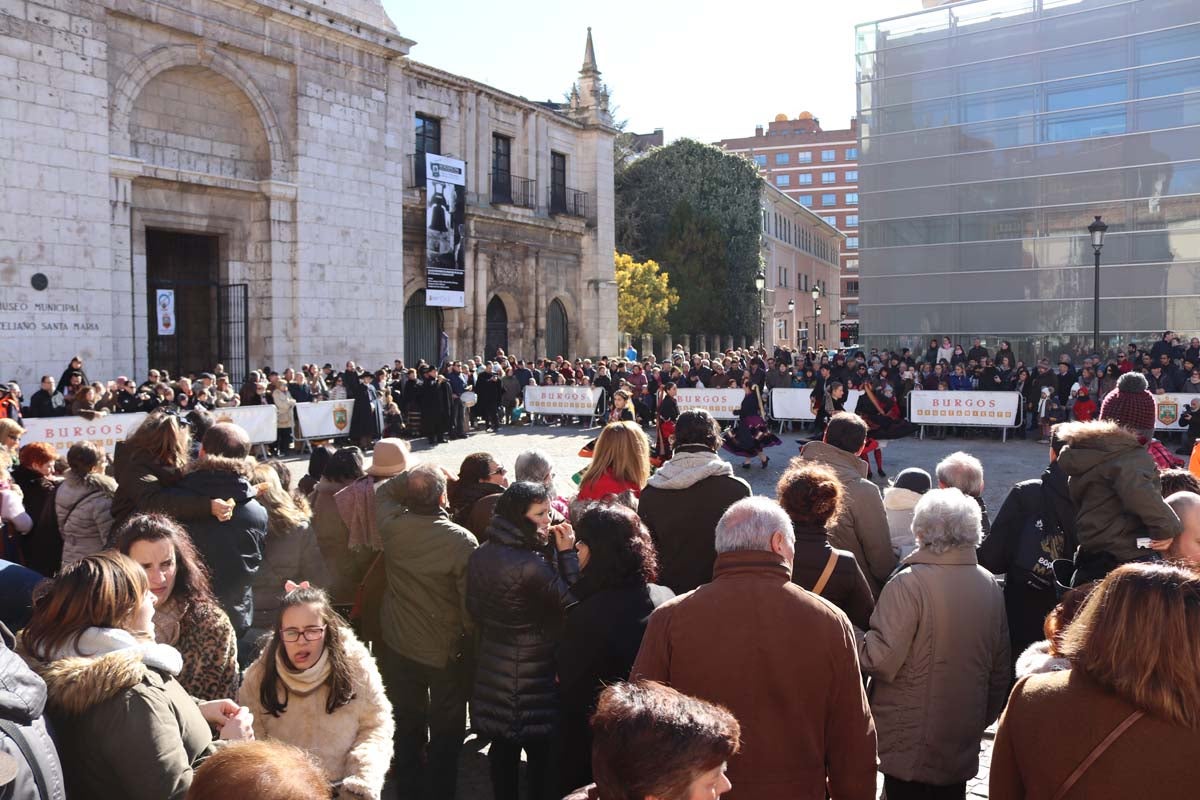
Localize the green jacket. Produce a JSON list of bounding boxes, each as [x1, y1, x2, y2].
[[378, 486, 478, 669], [1057, 423, 1181, 563]]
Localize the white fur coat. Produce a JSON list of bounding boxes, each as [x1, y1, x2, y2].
[[239, 627, 393, 800]]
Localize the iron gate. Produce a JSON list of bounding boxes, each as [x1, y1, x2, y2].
[[146, 281, 248, 384]]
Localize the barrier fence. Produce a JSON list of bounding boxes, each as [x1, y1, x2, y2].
[[522, 386, 606, 427]]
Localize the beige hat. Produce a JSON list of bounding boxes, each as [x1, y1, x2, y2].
[[367, 438, 410, 477]]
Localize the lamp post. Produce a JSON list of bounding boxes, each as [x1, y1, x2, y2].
[[786, 298, 795, 347], [1088, 215, 1107, 357], [754, 270, 766, 348], [811, 286, 821, 351], [815, 302, 823, 350]]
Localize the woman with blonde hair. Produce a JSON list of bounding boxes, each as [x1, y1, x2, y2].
[[20, 551, 253, 800], [991, 562, 1200, 798], [110, 409, 232, 530], [245, 462, 331, 652], [576, 421, 651, 504]]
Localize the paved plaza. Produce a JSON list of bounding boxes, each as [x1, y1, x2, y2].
[[284, 422, 1040, 798]]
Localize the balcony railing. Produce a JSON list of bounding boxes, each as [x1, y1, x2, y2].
[[548, 186, 590, 218], [490, 173, 537, 209]]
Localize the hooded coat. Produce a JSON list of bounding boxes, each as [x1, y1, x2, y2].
[[466, 517, 579, 743], [55, 471, 116, 567], [637, 445, 752, 595], [882, 486, 921, 559], [176, 456, 268, 639], [1056, 422, 1180, 567], [109, 444, 211, 531], [26, 648, 215, 800], [238, 627, 394, 800], [0, 633, 65, 800], [800, 440, 898, 597]]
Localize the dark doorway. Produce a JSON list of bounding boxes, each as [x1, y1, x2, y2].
[[145, 230, 249, 384], [547, 299, 569, 359], [405, 290, 444, 368], [485, 296, 509, 358]]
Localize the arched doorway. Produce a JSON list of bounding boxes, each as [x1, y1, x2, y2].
[[405, 290, 443, 367], [547, 299, 569, 359], [485, 296, 509, 358]]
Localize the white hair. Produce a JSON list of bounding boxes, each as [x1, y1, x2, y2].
[[936, 451, 984, 497], [1166, 491, 1200, 526], [715, 497, 794, 554], [912, 488, 982, 554], [515, 450, 555, 493]]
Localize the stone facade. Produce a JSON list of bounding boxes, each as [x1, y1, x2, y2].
[[0, 0, 616, 390]]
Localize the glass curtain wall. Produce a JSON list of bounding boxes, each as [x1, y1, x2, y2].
[[856, 0, 1200, 363]]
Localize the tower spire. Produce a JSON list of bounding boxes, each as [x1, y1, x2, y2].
[[582, 26, 598, 74]]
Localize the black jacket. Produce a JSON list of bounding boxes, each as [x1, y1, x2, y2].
[[556, 580, 674, 793], [28, 389, 67, 418], [418, 379, 453, 436], [110, 444, 212, 532], [466, 517, 579, 742], [176, 456, 267, 641], [789, 525, 875, 630]]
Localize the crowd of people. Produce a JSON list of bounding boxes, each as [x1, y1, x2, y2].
[[1, 333, 1200, 800]]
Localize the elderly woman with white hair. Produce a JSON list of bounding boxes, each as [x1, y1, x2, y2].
[[935, 451, 991, 536], [858, 488, 1010, 800], [463, 449, 569, 541]]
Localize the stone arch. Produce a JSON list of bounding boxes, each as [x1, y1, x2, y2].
[[546, 297, 571, 360], [111, 45, 289, 177]]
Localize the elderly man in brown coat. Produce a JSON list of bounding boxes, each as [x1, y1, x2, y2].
[[858, 487, 1010, 800], [800, 412, 898, 596], [631, 497, 878, 800]]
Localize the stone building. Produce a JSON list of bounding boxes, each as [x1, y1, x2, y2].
[[0, 0, 616, 390]]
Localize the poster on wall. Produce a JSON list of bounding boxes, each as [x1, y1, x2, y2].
[[155, 289, 175, 335], [425, 154, 467, 308]]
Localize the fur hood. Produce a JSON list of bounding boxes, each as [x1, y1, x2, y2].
[[883, 486, 923, 512], [26, 649, 151, 717], [1015, 640, 1072, 679], [1056, 421, 1142, 475], [183, 454, 255, 478], [646, 447, 735, 490]]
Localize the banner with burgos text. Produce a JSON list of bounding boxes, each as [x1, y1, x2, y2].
[[674, 388, 746, 420], [907, 390, 1021, 427], [523, 386, 603, 417], [770, 388, 865, 421], [23, 414, 149, 456], [295, 400, 355, 440]]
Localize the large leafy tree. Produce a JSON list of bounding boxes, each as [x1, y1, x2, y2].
[[615, 139, 762, 339], [615, 252, 678, 337]]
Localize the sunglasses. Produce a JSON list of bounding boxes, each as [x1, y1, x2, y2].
[[490, 466, 507, 476]]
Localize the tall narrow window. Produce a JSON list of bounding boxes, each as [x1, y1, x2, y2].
[[491, 134, 512, 204], [550, 152, 567, 213], [413, 114, 441, 187]]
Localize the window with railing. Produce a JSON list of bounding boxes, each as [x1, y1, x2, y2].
[[551, 152, 567, 211], [491, 134, 512, 203]]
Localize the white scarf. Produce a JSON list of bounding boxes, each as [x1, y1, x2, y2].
[[50, 627, 184, 676], [646, 449, 735, 491]]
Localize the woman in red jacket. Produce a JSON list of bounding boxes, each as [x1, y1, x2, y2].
[[576, 422, 651, 504]]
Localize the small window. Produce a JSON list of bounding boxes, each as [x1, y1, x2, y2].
[[492, 134, 512, 203], [847, 302, 859, 315], [776, 153, 790, 165], [845, 280, 860, 294], [821, 171, 836, 184], [798, 195, 813, 207], [416, 114, 442, 156], [798, 151, 812, 163], [845, 214, 859, 227], [775, 174, 791, 187], [753, 154, 767, 167], [550, 152, 567, 212], [846, 192, 859, 204], [845, 147, 858, 159], [846, 259, 859, 270], [822, 215, 837, 226], [821, 149, 836, 162], [821, 193, 836, 206], [845, 170, 858, 182], [847, 236, 859, 249], [798, 173, 813, 185]]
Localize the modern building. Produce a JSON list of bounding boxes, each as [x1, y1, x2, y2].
[[759, 182, 844, 351], [717, 114, 860, 343], [855, 0, 1200, 360], [0, 0, 617, 390]]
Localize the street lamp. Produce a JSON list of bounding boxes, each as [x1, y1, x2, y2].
[[815, 302, 823, 349], [754, 270, 766, 347], [1088, 215, 1107, 356]]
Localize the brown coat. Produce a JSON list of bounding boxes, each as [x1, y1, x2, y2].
[[630, 550, 877, 800], [990, 670, 1200, 799]]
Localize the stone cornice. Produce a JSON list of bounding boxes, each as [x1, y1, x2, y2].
[[111, 155, 300, 198]]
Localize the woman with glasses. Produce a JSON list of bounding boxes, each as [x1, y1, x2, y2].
[[449, 452, 509, 532], [240, 583, 393, 800]]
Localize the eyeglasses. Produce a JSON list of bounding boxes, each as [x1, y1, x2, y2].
[[490, 466, 507, 476], [280, 625, 326, 643]]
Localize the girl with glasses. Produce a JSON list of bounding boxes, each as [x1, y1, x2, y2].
[[239, 584, 393, 800]]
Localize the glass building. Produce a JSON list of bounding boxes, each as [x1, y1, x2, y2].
[[855, 0, 1200, 361]]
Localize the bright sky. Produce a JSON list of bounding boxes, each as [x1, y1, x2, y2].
[[380, 0, 920, 143]]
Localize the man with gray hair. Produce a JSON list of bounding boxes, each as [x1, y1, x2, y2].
[[1166, 490, 1200, 565], [936, 450, 991, 535], [632, 497, 877, 800], [859, 488, 1009, 799], [377, 462, 479, 798]]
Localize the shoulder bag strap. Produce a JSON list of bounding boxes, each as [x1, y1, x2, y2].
[[1051, 710, 1144, 800], [812, 550, 839, 596], [0, 718, 52, 800]]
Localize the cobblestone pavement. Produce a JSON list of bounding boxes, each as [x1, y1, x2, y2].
[[286, 421, 1036, 798]]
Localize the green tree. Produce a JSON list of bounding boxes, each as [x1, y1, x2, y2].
[[615, 252, 678, 336], [615, 139, 762, 339]]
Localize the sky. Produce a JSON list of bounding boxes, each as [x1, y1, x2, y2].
[[380, 0, 921, 143]]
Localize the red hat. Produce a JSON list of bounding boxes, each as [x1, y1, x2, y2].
[[1100, 372, 1156, 432]]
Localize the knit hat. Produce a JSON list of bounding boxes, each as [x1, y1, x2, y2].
[[893, 467, 932, 495], [1099, 371, 1157, 432]]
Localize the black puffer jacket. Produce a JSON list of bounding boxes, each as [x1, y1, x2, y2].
[[466, 517, 579, 743]]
